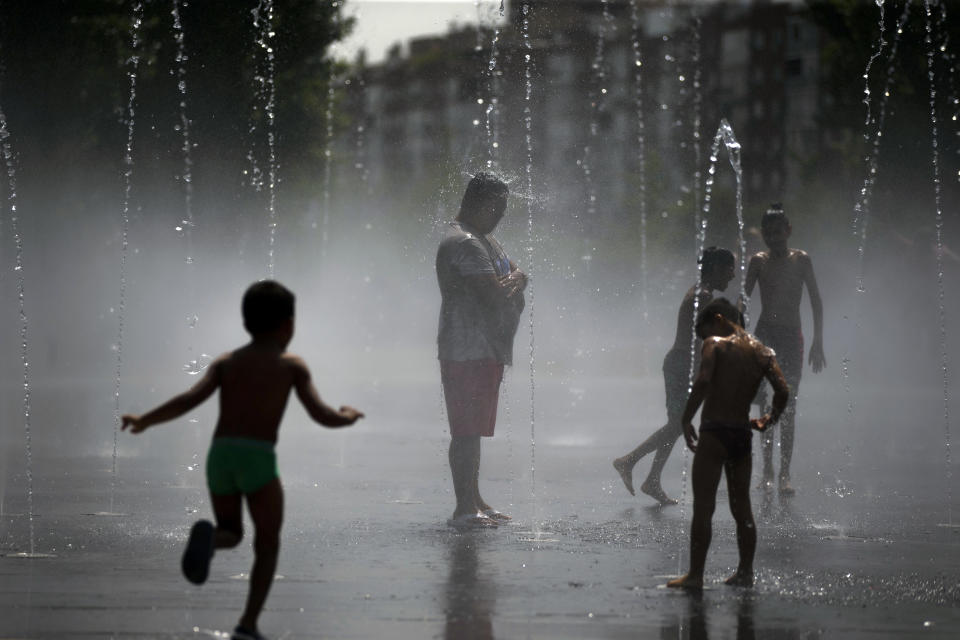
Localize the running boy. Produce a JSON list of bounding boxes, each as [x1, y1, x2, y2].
[[744, 204, 826, 495], [667, 298, 788, 590], [122, 281, 363, 640], [613, 247, 735, 505]]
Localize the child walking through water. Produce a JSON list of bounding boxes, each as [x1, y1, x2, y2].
[[123, 281, 364, 640], [744, 204, 826, 495], [613, 247, 735, 505]]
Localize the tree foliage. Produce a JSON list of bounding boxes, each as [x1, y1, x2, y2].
[[0, 0, 352, 220]]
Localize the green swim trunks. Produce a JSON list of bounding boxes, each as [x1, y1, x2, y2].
[[206, 437, 279, 496]]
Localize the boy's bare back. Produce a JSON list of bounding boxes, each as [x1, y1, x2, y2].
[[212, 345, 321, 443], [699, 332, 782, 425]]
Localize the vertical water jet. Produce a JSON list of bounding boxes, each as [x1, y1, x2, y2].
[[923, 0, 954, 527], [107, 0, 144, 520], [252, 0, 278, 277]]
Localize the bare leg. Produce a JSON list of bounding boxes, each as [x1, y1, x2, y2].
[[613, 420, 681, 503], [472, 439, 509, 519], [778, 393, 798, 495], [450, 437, 481, 519], [210, 492, 244, 549], [238, 477, 283, 634], [760, 423, 775, 489], [640, 422, 682, 505], [724, 451, 755, 587], [667, 433, 724, 589]]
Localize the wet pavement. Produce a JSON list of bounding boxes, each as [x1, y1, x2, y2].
[[1, 375, 959, 639]]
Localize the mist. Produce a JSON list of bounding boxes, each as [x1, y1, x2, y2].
[[1, 1, 958, 638]]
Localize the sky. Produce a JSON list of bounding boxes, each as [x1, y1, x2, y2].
[[333, 0, 507, 63]]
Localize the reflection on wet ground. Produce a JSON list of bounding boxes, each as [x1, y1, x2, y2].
[[1, 378, 958, 638]]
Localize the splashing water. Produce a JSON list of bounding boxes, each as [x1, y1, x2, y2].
[[109, 1, 143, 518], [252, 0, 279, 277], [923, 0, 953, 526], [718, 122, 746, 306]]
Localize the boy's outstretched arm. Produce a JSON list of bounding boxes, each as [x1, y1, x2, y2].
[[679, 340, 718, 452], [801, 253, 826, 372], [291, 357, 364, 427], [122, 358, 222, 434]]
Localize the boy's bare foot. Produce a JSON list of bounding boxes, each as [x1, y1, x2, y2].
[[640, 480, 678, 506], [482, 508, 512, 521], [613, 457, 636, 496], [724, 570, 754, 588], [666, 574, 703, 590], [447, 512, 498, 529]]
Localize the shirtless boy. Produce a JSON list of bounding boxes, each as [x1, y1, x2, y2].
[[613, 247, 735, 505], [122, 281, 363, 640], [667, 298, 788, 590], [744, 204, 826, 495]]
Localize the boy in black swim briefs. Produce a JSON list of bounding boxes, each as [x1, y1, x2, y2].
[[123, 281, 364, 640], [667, 298, 788, 591]]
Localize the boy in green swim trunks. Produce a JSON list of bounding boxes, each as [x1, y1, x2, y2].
[[122, 280, 363, 640]]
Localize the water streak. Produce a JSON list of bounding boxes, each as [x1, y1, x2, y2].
[[628, 0, 649, 335], [353, 70, 370, 195], [923, 0, 953, 525], [171, 0, 195, 265], [0, 101, 34, 555], [483, 1, 505, 169], [171, 0, 204, 391], [840, 2, 911, 479], [252, 0, 279, 277], [853, 1, 911, 293], [110, 1, 143, 517], [691, 12, 704, 257], [580, 0, 612, 233], [861, 1, 887, 132], [521, 1, 538, 535], [322, 67, 336, 261]]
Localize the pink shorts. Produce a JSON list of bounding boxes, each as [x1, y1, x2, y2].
[[441, 359, 504, 438]]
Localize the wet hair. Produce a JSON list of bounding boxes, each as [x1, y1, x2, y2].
[[242, 280, 295, 335], [761, 203, 790, 229], [459, 172, 509, 220], [699, 246, 735, 275], [696, 297, 744, 331]]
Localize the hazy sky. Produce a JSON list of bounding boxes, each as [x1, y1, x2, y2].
[[334, 0, 507, 63]]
